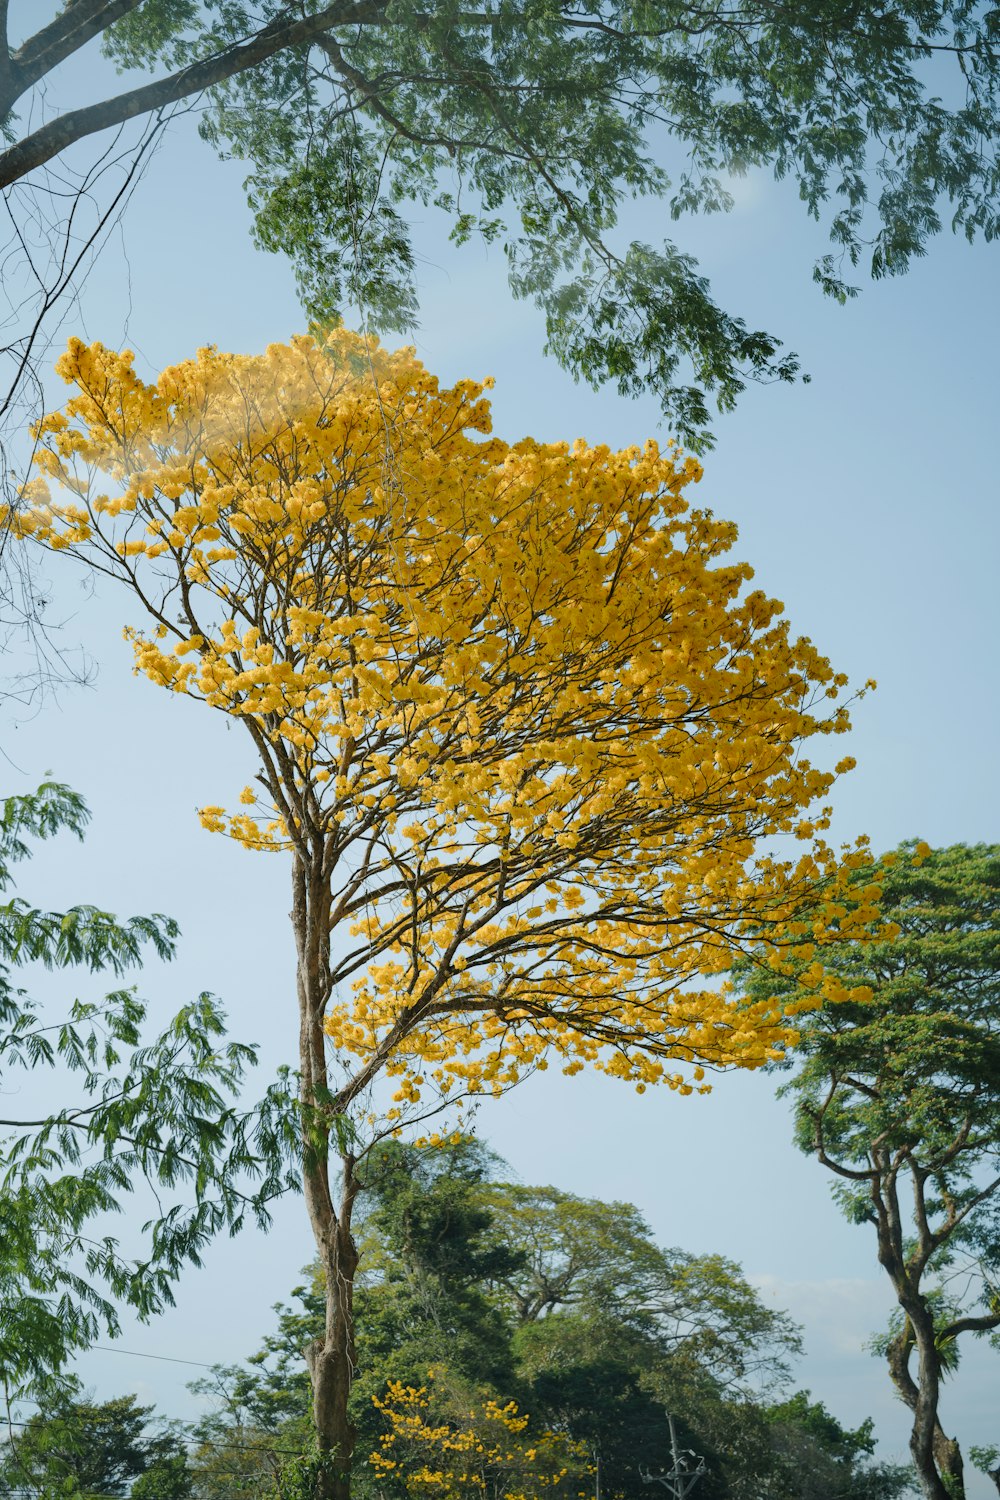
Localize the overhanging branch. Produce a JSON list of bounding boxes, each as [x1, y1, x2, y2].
[[0, 0, 385, 191], [9, 1, 146, 100]]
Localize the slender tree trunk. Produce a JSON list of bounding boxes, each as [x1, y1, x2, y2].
[[292, 850, 361, 1500], [305, 1159, 360, 1500], [876, 1174, 964, 1500], [886, 1303, 964, 1500]]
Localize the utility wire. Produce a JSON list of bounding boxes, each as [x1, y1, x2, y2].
[[0, 1418, 303, 1456], [91, 1344, 217, 1369], [1, 1413, 309, 1461]]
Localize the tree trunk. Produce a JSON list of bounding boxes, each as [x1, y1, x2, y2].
[[878, 1202, 963, 1500], [903, 1303, 964, 1500], [292, 850, 361, 1500], [931, 1424, 964, 1500], [305, 1171, 360, 1500]]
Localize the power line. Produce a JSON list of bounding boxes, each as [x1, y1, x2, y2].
[[90, 1344, 217, 1370], [0, 1478, 281, 1499], [1, 1415, 304, 1458]]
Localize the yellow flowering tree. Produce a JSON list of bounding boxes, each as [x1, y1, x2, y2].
[[13, 330, 878, 1498], [369, 1373, 589, 1500]]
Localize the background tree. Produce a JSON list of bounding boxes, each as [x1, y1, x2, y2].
[[765, 1391, 915, 1500], [0, 1381, 193, 1499], [17, 328, 881, 1496], [1, 4, 1000, 449], [735, 842, 1000, 1500], [352, 1138, 524, 1399], [189, 1137, 914, 1500], [0, 781, 296, 1400], [482, 1182, 801, 1390], [970, 1445, 1000, 1496]]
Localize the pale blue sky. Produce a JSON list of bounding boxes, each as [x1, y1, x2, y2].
[[2, 46, 999, 1489]]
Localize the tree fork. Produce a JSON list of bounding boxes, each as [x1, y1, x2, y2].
[[898, 1295, 964, 1500], [873, 1175, 963, 1500]]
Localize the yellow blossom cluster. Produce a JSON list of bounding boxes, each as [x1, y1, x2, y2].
[[370, 1373, 588, 1500], [12, 329, 880, 1105]]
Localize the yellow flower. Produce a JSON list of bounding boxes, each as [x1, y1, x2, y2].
[[24, 329, 878, 1108]]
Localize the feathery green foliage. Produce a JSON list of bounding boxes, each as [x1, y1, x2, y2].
[[0, 784, 298, 1398], [2, 5, 996, 446]]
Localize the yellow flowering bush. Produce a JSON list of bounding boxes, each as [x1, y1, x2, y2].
[[13, 329, 877, 1110], [369, 1373, 589, 1500]]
